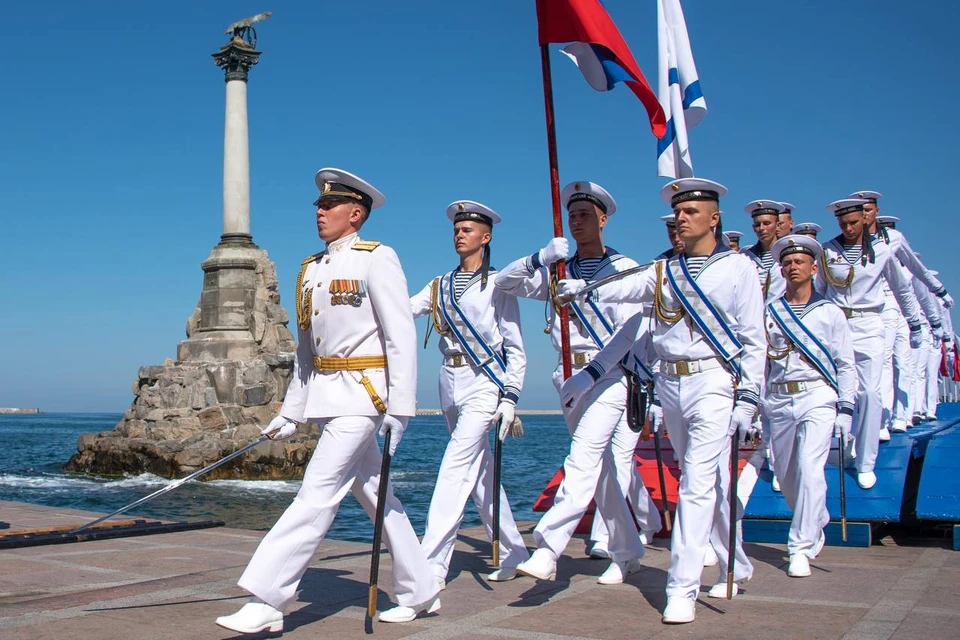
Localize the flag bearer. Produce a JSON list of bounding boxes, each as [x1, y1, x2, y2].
[[216, 168, 439, 634], [557, 178, 765, 624], [496, 181, 660, 586], [814, 199, 923, 490], [763, 235, 856, 578], [409, 200, 530, 587]]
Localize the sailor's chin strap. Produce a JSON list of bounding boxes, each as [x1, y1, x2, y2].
[[861, 229, 875, 266], [481, 243, 491, 289]]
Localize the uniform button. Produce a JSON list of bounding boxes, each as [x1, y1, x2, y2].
[[314, 309, 320, 316], [315, 337, 322, 345], [325, 259, 331, 264], [317, 282, 322, 288]]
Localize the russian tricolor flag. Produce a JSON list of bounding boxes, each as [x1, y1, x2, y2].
[[537, 0, 666, 138], [656, 0, 706, 178]]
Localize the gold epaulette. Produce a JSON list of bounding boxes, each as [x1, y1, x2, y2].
[[352, 240, 381, 252], [302, 251, 324, 265]]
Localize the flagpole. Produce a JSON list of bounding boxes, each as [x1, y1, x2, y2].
[[539, 43, 573, 380]]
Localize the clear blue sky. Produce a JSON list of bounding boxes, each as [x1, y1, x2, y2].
[[3, 1, 959, 412]]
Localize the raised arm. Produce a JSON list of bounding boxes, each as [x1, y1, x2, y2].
[[410, 279, 435, 319]]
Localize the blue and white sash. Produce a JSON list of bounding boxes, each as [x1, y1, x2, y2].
[[665, 255, 744, 377], [438, 270, 507, 390], [767, 298, 838, 390]]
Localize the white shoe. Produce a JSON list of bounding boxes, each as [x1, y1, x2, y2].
[[787, 553, 811, 577], [878, 427, 891, 442], [487, 567, 517, 582], [662, 595, 696, 624], [639, 529, 658, 546], [771, 475, 781, 492], [216, 600, 283, 634], [924, 413, 938, 422], [597, 557, 643, 585], [890, 421, 908, 433], [588, 541, 611, 559], [812, 531, 825, 559], [702, 545, 719, 567], [516, 547, 558, 580], [378, 597, 441, 623], [707, 581, 739, 598], [857, 471, 877, 490]]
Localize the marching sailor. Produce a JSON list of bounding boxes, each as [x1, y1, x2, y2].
[[557, 178, 765, 624], [496, 181, 659, 585], [723, 230, 744, 252], [409, 200, 530, 586], [814, 198, 923, 490], [777, 202, 796, 238], [762, 235, 856, 578], [662, 213, 685, 256], [216, 168, 439, 634], [910, 259, 944, 422], [794, 222, 822, 238], [742, 200, 787, 304]]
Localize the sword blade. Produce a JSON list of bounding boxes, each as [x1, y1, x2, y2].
[[368, 429, 393, 619], [572, 262, 653, 299], [69, 435, 271, 534]]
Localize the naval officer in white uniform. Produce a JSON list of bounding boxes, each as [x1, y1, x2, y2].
[[814, 198, 923, 490], [216, 168, 439, 635], [410, 200, 530, 586], [558, 178, 765, 624], [496, 181, 659, 586], [762, 235, 856, 578]]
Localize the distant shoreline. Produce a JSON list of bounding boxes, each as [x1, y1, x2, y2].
[[0, 408, 40, 415]]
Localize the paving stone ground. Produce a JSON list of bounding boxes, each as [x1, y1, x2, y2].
[[1, 500, 958, 639]]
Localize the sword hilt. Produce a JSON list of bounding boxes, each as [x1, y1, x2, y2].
[[367, 584, 378, 618]]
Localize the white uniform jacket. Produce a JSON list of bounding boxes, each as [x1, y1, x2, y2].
[[764, 293, 857, 413], [280, 233, 418, 421], [585, 246, 766, 408], [912, 273, 943, 331], [410, 269, 525, 403], [496, 247, 643, 382], [878, 227, 947, 298], [742, 243, 786, 305], [814, 234, 922, 328]]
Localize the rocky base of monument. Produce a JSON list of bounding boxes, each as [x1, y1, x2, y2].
[[65, 248, 315, 480]]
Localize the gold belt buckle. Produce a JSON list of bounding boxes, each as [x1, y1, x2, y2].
[[573, 352, 587, 367], [675, 360, 690, 376], [843, 308, 854, 319], [452, 354, 464, 367], [786, 381, 802, 394]]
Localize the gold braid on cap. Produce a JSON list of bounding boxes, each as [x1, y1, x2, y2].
[[653, 260, 685, 325], [819, 250, 854, 289]]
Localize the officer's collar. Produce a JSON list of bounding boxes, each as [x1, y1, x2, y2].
[[326, 232, 359, 252]]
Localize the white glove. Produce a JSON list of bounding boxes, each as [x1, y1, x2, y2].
[[646, 403, 663, 433], [538, 237, 570, 267], [494, 400, 517, 441], [834, 412, 853, 441], [379, 414, 408, 456], [560, 369, 594, 409], [556, 279, 587, 300], [942, 292, 954, 309], [262, 415, 297, 440], [728, 402, 757, 443], [909, 326, 923, 349], [934, 334, 943, 350], [947, 345, 956, 374]]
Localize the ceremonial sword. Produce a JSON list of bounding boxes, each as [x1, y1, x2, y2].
[[558, 262, 654, 301], [69, 435, 271, 534], [726, 422, 740, 600], [838, 432, 848, 542], [368, 428, 393, 619], [492, 417, 503, 568]]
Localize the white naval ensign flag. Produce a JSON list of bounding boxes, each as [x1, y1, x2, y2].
[[657, 0, 706, 179]]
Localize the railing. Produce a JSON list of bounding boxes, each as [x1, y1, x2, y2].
[[939, 376, 960, 403]]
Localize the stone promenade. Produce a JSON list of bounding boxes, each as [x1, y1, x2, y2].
[[1, 501, 957, 639]]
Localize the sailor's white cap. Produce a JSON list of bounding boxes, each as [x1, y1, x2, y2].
[[723, 230, 744, 240], [877, 215, 900, 226], [446, 200, 501, 225], [744, 200, 786, 217], [847, 190, 882, 203], [561, 181, 616, 215], [794, 222, 822, 235], [314, 167, 386, 210], [779, 202, 796, 214], [772, 234, 822, 263], [827, 198, 869, 216], [661, 178, 727, 207], [660, 213, 677, 226]]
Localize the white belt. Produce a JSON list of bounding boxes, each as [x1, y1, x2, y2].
[[559, 351, 597, 369], [660, 357, 723, 376], [840, 306, 883, 319], [770, 379, 828, 395]]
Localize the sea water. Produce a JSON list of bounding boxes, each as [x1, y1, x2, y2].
[[0, 413, 570, 542]]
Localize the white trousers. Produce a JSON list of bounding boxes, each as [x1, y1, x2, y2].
[[913, 329, 939, 417], [420, 366, 529, 579], [924, 335, 941, 416], [589, 414, 663, 544], [657, 368, 753, 600], [238, 416, 438, 610], [906, 339, 923, 420], [849, 315, 885, 473], [881, 308, 911, 429], [763, 387, 836, 556], [891, 313, 912, 429], [533, 374, 644, 562]]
